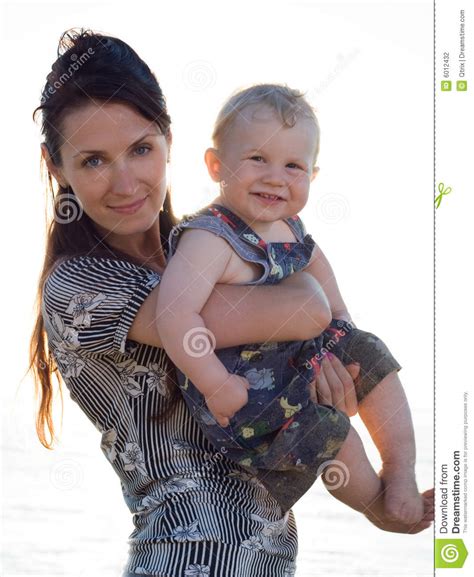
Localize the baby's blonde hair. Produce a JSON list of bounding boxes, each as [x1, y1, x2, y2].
[[212, 83, 320, 163]]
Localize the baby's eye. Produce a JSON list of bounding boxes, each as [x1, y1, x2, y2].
[[250, 155, 264, 162], [287, 162, 303, 170], [83, 156, 102, 168]]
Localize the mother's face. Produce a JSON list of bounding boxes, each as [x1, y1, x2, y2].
[[43, 101, 170, 239]]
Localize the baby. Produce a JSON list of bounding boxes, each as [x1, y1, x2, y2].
[[157, 84, 426, 525]]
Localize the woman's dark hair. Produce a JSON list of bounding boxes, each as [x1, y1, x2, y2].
[[28, 28, 180, 449]]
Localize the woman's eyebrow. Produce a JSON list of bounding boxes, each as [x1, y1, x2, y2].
[[73, 131, 160, 157]]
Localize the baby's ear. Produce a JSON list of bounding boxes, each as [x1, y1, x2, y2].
[[310, 166, 320, 182], [204, 148, 222, 183]]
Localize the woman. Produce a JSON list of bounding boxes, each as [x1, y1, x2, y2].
[[28, 29, 421, 577]]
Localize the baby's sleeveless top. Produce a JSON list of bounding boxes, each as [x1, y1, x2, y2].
[[168, 203, 316, 284]]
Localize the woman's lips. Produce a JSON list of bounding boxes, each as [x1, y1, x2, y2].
[[109, 196, 147, 214]]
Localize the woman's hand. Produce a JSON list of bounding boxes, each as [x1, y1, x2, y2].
[[309, 353, 359, 417]]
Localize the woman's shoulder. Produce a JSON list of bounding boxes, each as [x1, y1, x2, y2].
[[46, 254, 161, 293], [50, 254, 159, 277], [42, 255, 162, 355]]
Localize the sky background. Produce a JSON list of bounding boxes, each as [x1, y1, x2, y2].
[[1, 1, 434, 575]]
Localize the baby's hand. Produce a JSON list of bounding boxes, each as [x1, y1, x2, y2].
[[205, 374, 250, 428]]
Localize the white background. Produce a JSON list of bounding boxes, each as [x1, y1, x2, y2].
[[1, 0, 434, 575]]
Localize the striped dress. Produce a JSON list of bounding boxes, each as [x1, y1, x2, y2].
[[41, 256, 298, 577]]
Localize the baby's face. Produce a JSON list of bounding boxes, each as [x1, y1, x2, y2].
[[210, 105, 318, 227]]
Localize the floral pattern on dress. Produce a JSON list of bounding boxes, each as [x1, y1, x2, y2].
[[145, 362, 167, 395], [171, 519, 204, 542], [241, 535, 264, 551], [50, 312, 80, 348], [184, 564, 211, 576], [100, 428, 118, 463], [163, 474, 200, 493], [250, 512, 288, 538], [119, 442, 148, 476], [116, 358, 149, 397], [52, 344, 86, 378], [65, 291, 107, 328], [227, 469, 266, 488], [135, 494, 162, 514], [172, 439, 194, 451], [136, 474, 201, 513]]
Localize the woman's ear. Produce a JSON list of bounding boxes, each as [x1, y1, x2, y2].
[[166, 130, 173, 162], [204, 148, 222, 183], [41, 143, 68, 188]]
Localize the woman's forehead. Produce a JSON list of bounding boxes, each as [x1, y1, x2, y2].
[[60, 101, 161, 150]]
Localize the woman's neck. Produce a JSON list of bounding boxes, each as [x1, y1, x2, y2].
[[103, 226, 167, 271]]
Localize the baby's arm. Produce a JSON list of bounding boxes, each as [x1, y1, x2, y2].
[[156, 229, 249, 426], [304, 243, 354, 324]]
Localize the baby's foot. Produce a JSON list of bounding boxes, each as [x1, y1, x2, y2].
[[365, 488, 434, 534], [380, 462, 424, 524]]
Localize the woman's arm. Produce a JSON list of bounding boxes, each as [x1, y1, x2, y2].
[[304, 243, 354, 323], [129, 270, 331, 349]]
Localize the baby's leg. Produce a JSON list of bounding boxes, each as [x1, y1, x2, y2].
[[322, 323, 424, 523], [325, 426, 432, 533], [358, 370, 424, 523]]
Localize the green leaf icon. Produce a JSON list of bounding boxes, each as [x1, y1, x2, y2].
[[435, 539, 468, 568]]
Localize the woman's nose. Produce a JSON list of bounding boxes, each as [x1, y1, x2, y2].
[[109, 160, 137, 195]]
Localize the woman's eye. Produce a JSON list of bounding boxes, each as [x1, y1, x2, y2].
[[135, 145, 151, 156], [83, 156, 102, 168]]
